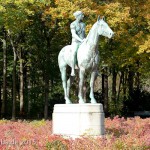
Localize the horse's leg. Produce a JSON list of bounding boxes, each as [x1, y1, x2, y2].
[[60, 66, 71, 104], [89, 70, 97, 103], [67, 75, 75, 98], [78, 68, 85, 104]]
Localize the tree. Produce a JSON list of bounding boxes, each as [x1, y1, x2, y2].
[[0, 0, 149, 118], [1, 30, 7, 118]]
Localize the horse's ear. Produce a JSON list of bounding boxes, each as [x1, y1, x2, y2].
[[97, 16, 100, 22], [102, 16, 105, 21]]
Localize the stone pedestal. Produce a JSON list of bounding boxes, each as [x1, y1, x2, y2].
[[52, 104, 105, 136]]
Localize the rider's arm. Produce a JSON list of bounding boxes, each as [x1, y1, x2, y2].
[[70, 23, 83, 42], [82, 23, 86, 38]]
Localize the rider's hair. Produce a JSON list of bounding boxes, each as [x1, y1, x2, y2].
[[73, 11, 83, 18]]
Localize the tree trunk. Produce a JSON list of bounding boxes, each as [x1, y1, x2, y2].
[[128, 68, 134, 97], [12, 48, 17, 120], [83, 81, 88, 102], [8, 30, 17, 120], [104, 74, 108, 115], [122, 70, 127, 101], [136, 72, 140, 90], [112, 67, 117, 103], [42, 20, 58, 119], [1, 38, 7, 118], [27, 70, 31, 118], [44, 74, 49, 120], [19, 49, 24, 117], [0, 85, 2, 117], [117, 72, 123, 102], [135, 60, 140, 90], [102, 68, 109, 115], [102, 74, 104, 104], [44, 32, 50, 120]]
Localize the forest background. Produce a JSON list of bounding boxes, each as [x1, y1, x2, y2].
[[0, 0, 149, 120]]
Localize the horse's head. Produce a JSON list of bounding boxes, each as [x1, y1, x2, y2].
[[97, 16, 114, 39]]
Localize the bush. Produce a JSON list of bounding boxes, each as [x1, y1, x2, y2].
[[46, 140, 68, 150]]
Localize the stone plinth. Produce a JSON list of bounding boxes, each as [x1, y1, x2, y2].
[[52, 104, 105, 136]]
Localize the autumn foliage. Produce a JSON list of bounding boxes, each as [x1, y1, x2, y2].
[[0, 0, 149, 119], [0, 117, 149, 150]]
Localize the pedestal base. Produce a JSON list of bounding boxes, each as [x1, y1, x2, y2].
[[52, 104, 105, 136]]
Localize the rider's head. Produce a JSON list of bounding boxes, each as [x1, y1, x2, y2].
[[73, 11, 84, 20]]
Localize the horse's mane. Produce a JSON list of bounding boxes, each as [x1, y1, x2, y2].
[[86, 22, 98, 44]]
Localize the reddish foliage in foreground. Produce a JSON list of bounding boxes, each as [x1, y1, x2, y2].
[[0, 117, 149, 150]]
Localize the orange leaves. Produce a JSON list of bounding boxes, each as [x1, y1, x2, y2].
[[42, 0, 76, 22], [41, 0, 104, 29], [0, 0, 149, 72], [53, 0, 77, 18], [104, 3, 132, 28]]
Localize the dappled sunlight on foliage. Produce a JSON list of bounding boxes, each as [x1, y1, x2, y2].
[[138, 35, 150, 54]]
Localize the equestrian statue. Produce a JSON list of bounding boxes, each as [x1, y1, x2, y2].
[[58, 11, 114, 104]]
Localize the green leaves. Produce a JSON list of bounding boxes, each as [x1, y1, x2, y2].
[[0, 0, 149, 118]]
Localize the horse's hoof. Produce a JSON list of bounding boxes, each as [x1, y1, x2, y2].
[[75, 65, 78, 69], [65, 98, 72, 104], [79, 99, 85, 104], [71, 73, 75, 76], [66, 100, 72, 104], [91, 99, 97, 104]]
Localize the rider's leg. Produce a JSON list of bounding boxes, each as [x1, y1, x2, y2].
[[71, 44, 78, 76]]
